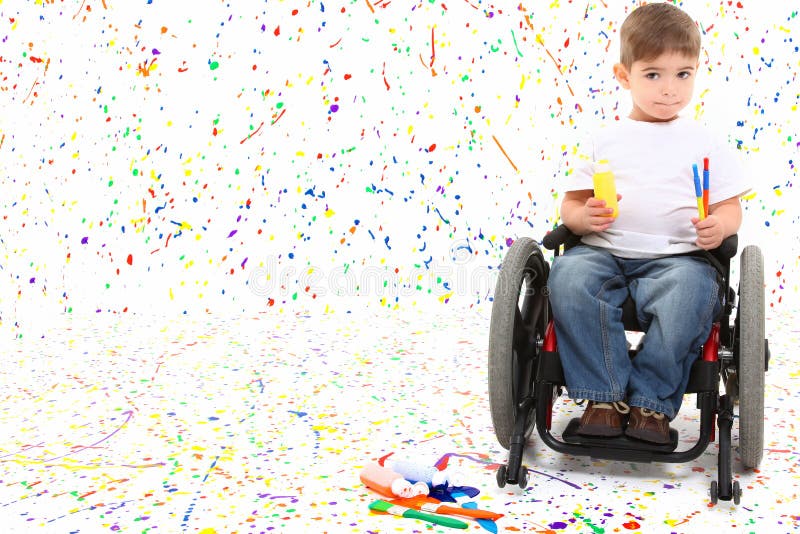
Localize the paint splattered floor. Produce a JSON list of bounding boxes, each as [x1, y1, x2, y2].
[[1, 305, 798, 533]]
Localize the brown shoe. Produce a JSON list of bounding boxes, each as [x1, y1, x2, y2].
[[625, 407, 671, 444], [577, 401, 629, 437]]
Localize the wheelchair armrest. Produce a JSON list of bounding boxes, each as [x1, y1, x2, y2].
[[542, 225, 738, 263], [542, 224, 582, 251], [713, 234, 738, 262]]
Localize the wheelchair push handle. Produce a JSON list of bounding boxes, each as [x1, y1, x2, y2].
[[541, 224, 580, 251]]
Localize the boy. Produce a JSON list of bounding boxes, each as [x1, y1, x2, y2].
[[547, 3, 749, 444]]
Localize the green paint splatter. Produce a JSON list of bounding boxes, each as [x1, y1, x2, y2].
[[511, 29, 523, 57], [573, 512, 605, 534]]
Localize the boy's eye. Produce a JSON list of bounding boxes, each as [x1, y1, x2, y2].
[[678, 71, 692, 79], [645, 72, 659, 80]]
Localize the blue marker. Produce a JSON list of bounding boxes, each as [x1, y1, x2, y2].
[[692, 164, 705, 220]]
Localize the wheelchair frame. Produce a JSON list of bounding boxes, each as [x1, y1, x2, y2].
[[488, 225, 768, 505]]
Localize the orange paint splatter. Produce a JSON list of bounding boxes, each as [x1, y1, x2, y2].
[[492, 135, 519, 173], [137, 58, 157, 77]]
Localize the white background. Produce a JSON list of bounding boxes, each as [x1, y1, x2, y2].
[[2, 0, 797, 327]]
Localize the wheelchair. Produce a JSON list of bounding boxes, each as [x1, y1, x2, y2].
[[487, 224, 769, 505]]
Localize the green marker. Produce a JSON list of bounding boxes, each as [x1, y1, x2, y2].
[[369, 500, 468, 529]]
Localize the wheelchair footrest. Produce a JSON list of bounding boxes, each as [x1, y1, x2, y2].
[[561, 418, 679, 458]]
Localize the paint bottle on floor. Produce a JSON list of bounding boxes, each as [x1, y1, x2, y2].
[[359, 462, 429, 498], [384, 459, 464, 488], [592, 160, 618, 218]]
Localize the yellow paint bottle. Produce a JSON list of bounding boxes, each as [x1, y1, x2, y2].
[[592, 160, 618, 218]]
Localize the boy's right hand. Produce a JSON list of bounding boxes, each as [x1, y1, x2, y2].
[[581, 195, 620, 233], [560, 189, 620, 235]]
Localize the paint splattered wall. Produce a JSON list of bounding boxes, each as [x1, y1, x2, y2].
[[2, 1, 797, 322]]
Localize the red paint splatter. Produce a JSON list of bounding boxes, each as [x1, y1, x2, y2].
[[623, 521, 641, 530], [240, 121, 265, 143], [126, 254, 133, 265], [382, 61, 390, 90]]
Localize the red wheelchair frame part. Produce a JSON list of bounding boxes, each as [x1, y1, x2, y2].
[[704, 323, 721, 442], [542, 321, 557, 430], [541, 320, 720, 437]]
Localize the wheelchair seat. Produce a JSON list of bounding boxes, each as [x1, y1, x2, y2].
[[542, 224, 739, 332]]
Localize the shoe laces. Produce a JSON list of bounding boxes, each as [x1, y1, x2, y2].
[[586, 400, 630, 414], [639, 407, 665, 420]]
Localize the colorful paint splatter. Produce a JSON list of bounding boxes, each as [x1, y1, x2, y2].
[[1, 309, 799, 532], [1, 0, 798, 532]]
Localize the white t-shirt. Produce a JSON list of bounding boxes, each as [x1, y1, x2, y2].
[[563, 117, 751, 258]]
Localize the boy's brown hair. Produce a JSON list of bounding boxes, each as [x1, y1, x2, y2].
[[619, 3, 701, 68]]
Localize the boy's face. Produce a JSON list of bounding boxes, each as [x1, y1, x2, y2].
[[613, 52, 699, 122]]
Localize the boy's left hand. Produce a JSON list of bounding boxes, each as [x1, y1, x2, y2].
[[691, 215, 725, 250]]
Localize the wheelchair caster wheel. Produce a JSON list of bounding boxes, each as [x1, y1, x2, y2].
[[517, 465, 528, 489], [496, 465, 507, 488], [733, 481, 741, 505], [709, 481, 718, 505]]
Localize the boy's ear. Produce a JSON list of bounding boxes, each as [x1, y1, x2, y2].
[[613, 63, 631, 89]]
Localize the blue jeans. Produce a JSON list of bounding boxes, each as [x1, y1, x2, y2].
[[547, 245, 721, 419]]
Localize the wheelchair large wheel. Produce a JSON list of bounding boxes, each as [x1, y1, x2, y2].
[[488, 237, 549, 449], [736, 245, 765, 469]]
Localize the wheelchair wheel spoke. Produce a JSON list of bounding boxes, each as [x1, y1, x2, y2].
[[513, 306, 535, 356], [514, 273, 546, 354]]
